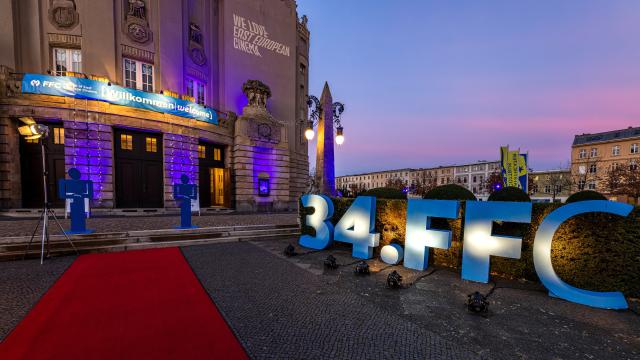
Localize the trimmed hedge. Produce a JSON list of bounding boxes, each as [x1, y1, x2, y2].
[[362, 187, 407, 199], [300, 198, 640, 298], [488, 186, 531, 202], [423, 184, 477, 200], [566, 190, 607, 203]]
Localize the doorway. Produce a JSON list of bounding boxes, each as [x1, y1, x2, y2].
[[114, 128, 164, 208], [19, 122, 66, 208], [198, 142, 229, 207]]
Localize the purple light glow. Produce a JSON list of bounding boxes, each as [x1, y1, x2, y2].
[[252, 146, 277, 199]]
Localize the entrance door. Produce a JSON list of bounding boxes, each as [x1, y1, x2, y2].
[[20, 123, 66, 208], [114, 129, 163, 208], [198, 142, 227, 207]]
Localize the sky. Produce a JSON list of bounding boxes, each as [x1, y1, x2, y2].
[[296, 0, 640, 176]]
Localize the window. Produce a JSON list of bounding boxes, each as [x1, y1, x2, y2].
[[120, 134, 133, 150], [124, 58, 154, 92], [587, 182, 596, 190], [631, 160, 638, 171], [544, 185, 551, 193], [198, 145, 206, 159], [299, 63, 306, 75], [578, 180, 586, 191], [612, 145, 620, 156], [214, 148, 221, 161], [186, 78, 206, 105], [589, 164, 597, 174], [53, 128, 64, 145], [590, 148, 598, 157], [145, 137, 157, 152], [578, 149, 587, 159], [632, 143, 639, 154], [53, 48, 81, 76]]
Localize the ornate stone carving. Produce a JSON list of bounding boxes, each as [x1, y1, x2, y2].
[[49, 0, 80, 30], [242, 80, 272, 109], [188, 23, 207, 66], [125, 0, 152, 44]]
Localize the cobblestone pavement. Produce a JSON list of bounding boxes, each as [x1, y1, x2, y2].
[[182, 242, 481, 360], [253, 239, 640, 360], [0, 213, 298, 237], [0, 256, 75, 341]]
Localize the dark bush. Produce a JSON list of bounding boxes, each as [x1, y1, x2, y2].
[[423, 184, 477, 201], [566, 190, 607, 203], [488, 186, 531, 202], [361, 187, 407, 199]]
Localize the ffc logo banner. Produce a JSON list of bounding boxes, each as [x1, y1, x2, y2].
[[300, 195, 632, 310], [21, 74, 218, 125]]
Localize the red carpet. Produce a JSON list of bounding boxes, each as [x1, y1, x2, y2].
[[0, 248, 248, 359]]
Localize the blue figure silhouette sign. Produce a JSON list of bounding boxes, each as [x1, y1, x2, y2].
[[58, 168, 94, 234], [174, 174, 198, 229]]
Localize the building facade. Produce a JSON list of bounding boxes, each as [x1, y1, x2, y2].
[[0, 0, 310, 213], [571, 126, 640, 201], [336, 160, 500, 200], [529, 169, 571, 203]]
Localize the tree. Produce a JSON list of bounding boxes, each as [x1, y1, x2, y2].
[[571, 157, 601, 193], [483, 170, 503, 195], [385, 177, 405, 191], [539, 171, 572, 202], [413, 171, 437, 197]]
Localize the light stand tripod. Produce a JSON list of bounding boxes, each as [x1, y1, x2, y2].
[[23, 137, 78, 264]]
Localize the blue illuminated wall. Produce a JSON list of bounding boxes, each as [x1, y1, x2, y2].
[[164, 133, 199, 207], [64, 121, 112, 207]]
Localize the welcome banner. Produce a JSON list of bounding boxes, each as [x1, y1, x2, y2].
[[21, 74, 218, 125]]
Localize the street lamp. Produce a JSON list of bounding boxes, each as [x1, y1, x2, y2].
[[305, 95, 345, 144]]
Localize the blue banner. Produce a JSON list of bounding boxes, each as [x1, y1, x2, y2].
[[22, 74, 218, 124]]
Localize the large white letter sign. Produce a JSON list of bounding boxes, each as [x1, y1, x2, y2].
[[334, 196, 380, 259], [404, 199, 460, 270], [299, 194, 334, 250], [533, 200, 632, 309], [461, 201, 532, 283]]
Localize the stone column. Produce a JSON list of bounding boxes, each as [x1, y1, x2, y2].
[[315, 82, 336, 196], [0, 117, 22, 208]]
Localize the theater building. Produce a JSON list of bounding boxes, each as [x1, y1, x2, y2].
[[0, 0, 310, 213]]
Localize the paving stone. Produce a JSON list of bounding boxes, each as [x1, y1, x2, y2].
[[182, 242, 481, 359]]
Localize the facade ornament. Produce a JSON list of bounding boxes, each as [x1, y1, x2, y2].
[[48, 0, 80, 30], [125, 0, 152, 44], [242, 80, 272, 109], [188, 23, 207, 66], [240, 80, 283, 143]]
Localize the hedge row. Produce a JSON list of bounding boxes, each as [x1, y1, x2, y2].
[[300, 198, 640, 298]]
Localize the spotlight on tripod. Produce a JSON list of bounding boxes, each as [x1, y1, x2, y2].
[[466, 291, 489, 315], [386, 270, 403, 289], [284, 244, 297, 257], [19, 117, 78, 264]]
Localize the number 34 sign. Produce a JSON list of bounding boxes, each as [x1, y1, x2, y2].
[[300, 195, 633, 310]]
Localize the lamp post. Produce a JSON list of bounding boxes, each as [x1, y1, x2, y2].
[[304, 95, 345, 145]]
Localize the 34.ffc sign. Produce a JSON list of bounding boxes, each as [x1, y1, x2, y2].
[[300, 195, 633, 310]]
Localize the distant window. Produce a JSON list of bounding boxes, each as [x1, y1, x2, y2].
[[632, 143, 639, 154], [120, 134, 133, 150], [578, 180, 586, 191], [590, 148, 598, 157], [612, 145, 620, 156], [544, 185, 551, 193], [587, 182, 596, 190], [213, 148, 221, 161], [145, 137, 157, 152], [589, 164, 597, 174], [578, 149, 587, 159], [198, 145, 206, 159], [631, 160, 638, 171], [299, 63, 306, 75], [53, 128, 64, 145], [53, 48, 81, 76]]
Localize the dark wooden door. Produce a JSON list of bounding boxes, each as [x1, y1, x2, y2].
[[20, 123, 66, 208], [114, 129, 163, 208]]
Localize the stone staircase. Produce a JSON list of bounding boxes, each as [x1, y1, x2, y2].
[[0, 224, 300, 261]]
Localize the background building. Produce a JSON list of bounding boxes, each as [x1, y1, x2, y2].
[[336, 160, 500, 199], [529, 169, 571, 203], [0, 0, 310, 213], [571, 126, 640, 202]]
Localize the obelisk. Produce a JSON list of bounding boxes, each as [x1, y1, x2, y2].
[[315, 82, 336, 196]]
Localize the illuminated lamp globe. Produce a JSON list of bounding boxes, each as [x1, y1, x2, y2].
[[305, 127, 315, 141], [335, 126, 345, 145]]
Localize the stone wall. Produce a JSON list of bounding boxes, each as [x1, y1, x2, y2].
[[164, 133, 199, 208], [0, 117, 21, 208]]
